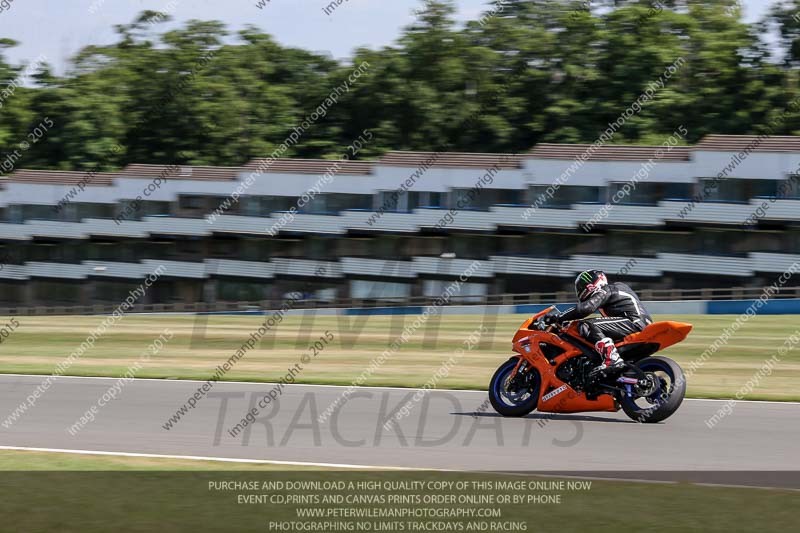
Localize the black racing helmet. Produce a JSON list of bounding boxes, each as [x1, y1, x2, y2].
[[575, 270, 608, 301]]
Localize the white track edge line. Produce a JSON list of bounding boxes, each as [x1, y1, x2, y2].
[[1, 446, 797, 491]]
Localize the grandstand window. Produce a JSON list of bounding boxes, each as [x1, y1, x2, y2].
[[408, 191, 426, 210], [409, 191, 446, 209], [376, 190, 407, 212], [317, 193, 372, 214], [697, 178, 779, 203], [179, 195, 205, 210], [142, 240, 173, 260], [661, 183, 693, 200], [0, 246, 12, 264], [350, 279, 410, 299], [494, 189, 525, 206], [0, 282, 24, 304], [337, 237, 371, 257], [93, 281, 142, 303], [33, 281, 81, 305], [787, 230, 800, 251], [5, 205, 23, 223], [262, 196, 299, 214], [371, 235, 408, 258], [406, 236, 446, 256], [453, 235, 492, 259], [147, 280, 176, 304], [176, 239, 204, 258], [270, 240, 304, 259], [528, 185, 601, 207], [295, 193, 325, 214], [19, 204, 59, 222], [304, 237, 330, 259], [447, 188, 520, 210], [315, 287, 338, 301], [240, 197, 266, 216], [695, 229, 737, 254], [87, 242, 126, 262], [606, 230, 689, 256], [140, 200, 170, 217], [29, 243, 57, 262], [71, 202, 114, 220], [217, 281, 268, 302], [422, 279, 487, 302], [782, 176, 800, 198], [241, 238, 272, 262], [116, 199, 142, 220], [607, 182, 692, 205], [493, 235, 526, 255], [209, 238, 238, 258]]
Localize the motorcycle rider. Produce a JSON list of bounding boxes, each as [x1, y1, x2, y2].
[[544, 270, 652, 375]]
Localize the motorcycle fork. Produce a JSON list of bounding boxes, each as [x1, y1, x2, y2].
[[510, 358, 528, 379]]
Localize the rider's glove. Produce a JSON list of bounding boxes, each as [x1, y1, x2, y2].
[[542, 310, 562, 326]]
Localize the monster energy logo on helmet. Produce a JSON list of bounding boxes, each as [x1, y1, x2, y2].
[[575, 269, 607, 301]]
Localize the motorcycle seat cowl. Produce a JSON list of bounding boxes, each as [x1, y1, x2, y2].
[[621, 320, 693, 346]]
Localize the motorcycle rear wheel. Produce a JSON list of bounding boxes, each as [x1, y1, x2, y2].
[[489, 357, 541, 417], [618, 356, 686, 423]]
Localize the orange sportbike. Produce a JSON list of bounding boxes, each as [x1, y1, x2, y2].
[[489, 306, 693, 423]]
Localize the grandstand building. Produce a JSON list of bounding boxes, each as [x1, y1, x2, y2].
[[1, 135, 799, 308]]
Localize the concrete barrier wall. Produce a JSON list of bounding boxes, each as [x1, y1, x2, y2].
[[247, 298, 797, 317], [705, 299, 800, 314]]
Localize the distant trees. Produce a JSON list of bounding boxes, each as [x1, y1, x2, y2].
[[0, 0, 797, 173]]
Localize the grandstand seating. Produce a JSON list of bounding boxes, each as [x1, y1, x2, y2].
[[1, 134, 799, 306]]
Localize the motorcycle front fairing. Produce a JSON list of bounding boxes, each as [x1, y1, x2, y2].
[[511, 324, 617, 414]]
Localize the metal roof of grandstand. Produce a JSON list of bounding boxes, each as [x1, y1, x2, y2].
[[117, 164, 242, 180], [528, 144, 691, 161], [6, 169, 117, 186], [242, 158, 374, 175], [378, 151, 525, 169], [695, 135, 800, 152]]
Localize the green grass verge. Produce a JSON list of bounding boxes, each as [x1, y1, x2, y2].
[[1, 313, 798, 400]]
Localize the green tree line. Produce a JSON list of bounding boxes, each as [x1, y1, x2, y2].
[[1, 0, 799, 172]]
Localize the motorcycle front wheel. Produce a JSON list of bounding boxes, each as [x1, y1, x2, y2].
[[488, 357, 541, 417]]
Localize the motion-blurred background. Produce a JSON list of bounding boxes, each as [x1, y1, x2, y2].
[[1, 0, 800, 309]]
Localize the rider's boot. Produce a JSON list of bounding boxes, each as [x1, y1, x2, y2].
[[590, 337, 625, 376]]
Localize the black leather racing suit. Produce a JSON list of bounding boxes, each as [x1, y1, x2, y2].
[[559, 282, 653, 347]]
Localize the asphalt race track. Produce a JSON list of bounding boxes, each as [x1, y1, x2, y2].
[[1, 375, 798, 488]]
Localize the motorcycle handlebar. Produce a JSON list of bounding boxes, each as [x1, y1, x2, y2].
[[538, 320, 573, 333]]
